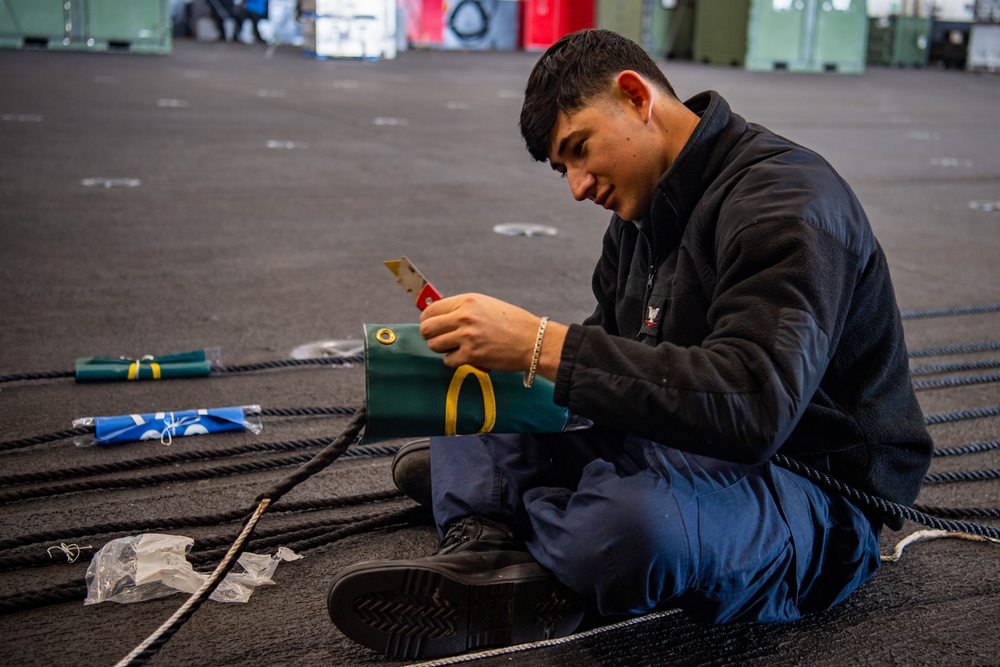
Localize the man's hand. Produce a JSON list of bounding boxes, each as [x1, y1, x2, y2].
[[420, 293, 566, 382]]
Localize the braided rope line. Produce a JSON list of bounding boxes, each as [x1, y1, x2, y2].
[[1, 500, 410, 571], [0, 438, 336, 487], [933, 440, 1000, 457], [214, 356, 362, 373], [908, 340, 1000, 359], [0, 489, 401, 552], [0, 453, 314, 503], [913, 373, 1000, 391], [0, 436, 398, 503], [910, 358, 1000, 376], [256, 507, 421, 557], [923, 468, 1000, 485], [772, 454, 1000, 540], [912, 505, 1000, 519], [0, 428, 94, 453], [923, 405, 1000, 425], [0, 505, 418, 615], [258, 406, 358, 418], [0, 357, 362, 385], [0, 370, 74, 384], [187, 509, 408, 565], [2, 511, 388, 571], [900, 303, 1000, 320], [0, 440, 397, 488], [0, 406, 361, 454], [0, 579, 86, 615], [405, 609, 683, 667]]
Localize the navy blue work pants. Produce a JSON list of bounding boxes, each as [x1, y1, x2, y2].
[[429, 429, 881, 624]]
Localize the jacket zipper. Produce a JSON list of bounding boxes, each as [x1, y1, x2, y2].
[[638, 226, 655, 339]]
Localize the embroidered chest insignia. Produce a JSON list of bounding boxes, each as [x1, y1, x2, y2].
[[645, 306, 660, 327]]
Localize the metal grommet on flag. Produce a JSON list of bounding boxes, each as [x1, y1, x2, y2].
[[375, 328, 397, 345]]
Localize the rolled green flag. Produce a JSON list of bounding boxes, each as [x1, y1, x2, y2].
[[74, 349, 217, 382]]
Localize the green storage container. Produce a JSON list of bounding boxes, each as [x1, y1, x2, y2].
[[86, 0, 171, 54], [745, 0, 808, 70], [598, 0, 645, 44], [597, 0, 645, 44], [812, 0, 867, 73], [0, 0, 170, 54], [649, 0, 695, 60], [867, 15, 931, 67], [0, 0, 74, 49], [745, 0, 867, 74], [598, 0, 694, 60], [693, 0, 751, 66]]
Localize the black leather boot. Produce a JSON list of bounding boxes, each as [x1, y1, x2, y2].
[[391, 438, 431, 507], [327, 516, 584, 660]]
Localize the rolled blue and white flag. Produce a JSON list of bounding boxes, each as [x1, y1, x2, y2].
[[73, 405, 262, 446]]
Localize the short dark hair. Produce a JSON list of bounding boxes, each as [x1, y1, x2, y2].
[[519, 29, 677, 162]]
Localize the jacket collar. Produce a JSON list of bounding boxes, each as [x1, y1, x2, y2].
[[640, 91, 747, 252]]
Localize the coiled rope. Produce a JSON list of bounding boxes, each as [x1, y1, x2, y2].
[[113, 407, 368, 666]]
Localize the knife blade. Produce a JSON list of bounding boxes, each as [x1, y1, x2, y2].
[[384, 256, 443, 311]]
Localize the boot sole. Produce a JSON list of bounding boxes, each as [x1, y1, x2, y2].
[[327, 561, 583, 659]]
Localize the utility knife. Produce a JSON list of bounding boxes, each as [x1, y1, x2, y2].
[[384, 256, 443, 311]]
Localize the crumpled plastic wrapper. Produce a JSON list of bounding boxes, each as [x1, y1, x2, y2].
[[84, 533, 302, 605]]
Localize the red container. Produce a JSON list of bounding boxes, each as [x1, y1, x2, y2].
[[521, 0, 594, 51], [407, 0, 445, 47]]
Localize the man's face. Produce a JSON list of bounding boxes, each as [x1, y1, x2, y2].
[[547, 95, 665, 222]]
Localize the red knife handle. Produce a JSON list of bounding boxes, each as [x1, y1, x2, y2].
[[414, 280, 489, 371], [415, 283, 442, 311]]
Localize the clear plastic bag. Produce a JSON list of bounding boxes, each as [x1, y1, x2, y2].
[[83, 533, 301, 605]]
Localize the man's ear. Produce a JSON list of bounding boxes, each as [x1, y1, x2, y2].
[[615, 71, 653, 120]]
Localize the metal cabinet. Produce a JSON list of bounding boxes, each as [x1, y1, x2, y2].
[[867, 15, 931, 67], [0, 0, 171, 54], [0, 0, 75, 49], [87, 0, 170, 53], [598, 0, 694, 59], [811, 0, 867, 73], [745, 0, 867, 74], [693, 0, 751, 66]]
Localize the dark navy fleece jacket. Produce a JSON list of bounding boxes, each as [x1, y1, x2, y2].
[[554, 91, 932, 528]]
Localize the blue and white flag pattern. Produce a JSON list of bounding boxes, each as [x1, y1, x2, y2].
[[91, 406, 257, 445]]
